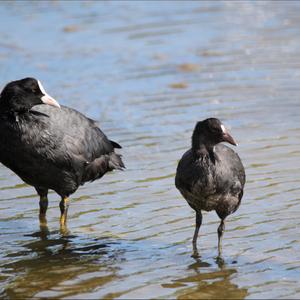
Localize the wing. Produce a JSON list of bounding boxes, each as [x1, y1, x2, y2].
[[30, 105, 123, 179], [175, 149, 205, 193], [215, 144, 246, 189]]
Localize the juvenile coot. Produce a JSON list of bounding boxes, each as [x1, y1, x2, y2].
[[0, 78, 125, 226], [175, 118, 245, 257]]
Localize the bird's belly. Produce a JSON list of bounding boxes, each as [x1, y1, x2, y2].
[[180, 188, 220, 212], [179, 186, 240, 214], [0, 149, 78, 196]]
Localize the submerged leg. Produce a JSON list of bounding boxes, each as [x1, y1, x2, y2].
[[192, 211, 202, 257], [59, 196, 69, 225], [39, 195, 48, 217], [35, 188, 49, 221], [217, 218, 226, 257]]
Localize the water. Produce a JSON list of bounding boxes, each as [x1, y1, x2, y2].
[[0, 1, 300, 298]]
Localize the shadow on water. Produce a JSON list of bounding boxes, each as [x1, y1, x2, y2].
[[0, 223, 126, 299], [162, 256, 248, 299]]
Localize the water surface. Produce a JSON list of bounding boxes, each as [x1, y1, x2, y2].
[[0, 1, 300, 299]]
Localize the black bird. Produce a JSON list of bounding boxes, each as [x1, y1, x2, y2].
[[175, 118, 245, 257], [0, 78, 125, 226]]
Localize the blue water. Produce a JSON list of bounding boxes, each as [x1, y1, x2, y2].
[[0, 1, 300, 299]]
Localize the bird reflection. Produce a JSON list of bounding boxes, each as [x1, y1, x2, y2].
[[162, 256, 248, 299], [0, 221, 124, 299]]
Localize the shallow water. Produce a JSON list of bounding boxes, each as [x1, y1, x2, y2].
[[0, 1, 300, 299]]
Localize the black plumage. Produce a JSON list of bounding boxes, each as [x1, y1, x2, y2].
[[175, 118, 245, 257], [0, 78, 124, 226]]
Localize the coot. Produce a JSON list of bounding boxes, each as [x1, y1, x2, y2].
[[175, 118, 245, 257], [0, 78, 124, 226]]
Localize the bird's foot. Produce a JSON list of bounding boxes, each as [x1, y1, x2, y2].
[[191, 243, 200, 258], [215, 255, 225, 268], [191, 250, 200, 258], [60, 223, 70, 236]]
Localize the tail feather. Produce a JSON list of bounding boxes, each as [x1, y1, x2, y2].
[[110, 140, 122, 149], [108, 152, 125, 170], [83, 152, 125, 183]]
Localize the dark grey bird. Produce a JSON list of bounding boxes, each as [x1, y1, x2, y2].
[[0, 77, 124, 227], [175, 118, 245, 257]]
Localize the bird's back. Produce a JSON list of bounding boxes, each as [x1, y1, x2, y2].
[[33, 105, 115, 159]]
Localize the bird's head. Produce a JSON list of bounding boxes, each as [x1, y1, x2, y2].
[[192, 118, 237, 151], [0, 77, 60, 113]]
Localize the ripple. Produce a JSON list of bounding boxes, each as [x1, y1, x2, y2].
[[1, 1, 300, 299]]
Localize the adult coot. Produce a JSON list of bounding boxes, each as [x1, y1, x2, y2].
[[0, 78, 124, 226], [175, 118, 245, 257]]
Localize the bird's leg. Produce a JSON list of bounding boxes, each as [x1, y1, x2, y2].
[[39, 195, 48, 217], [36, 188, 49, 225], [39, 217, 50, 239], [39, 195, 48, 227], [59, 197, 69, 225], [217, 218, 225, 257], [192, 211, 202, 258]]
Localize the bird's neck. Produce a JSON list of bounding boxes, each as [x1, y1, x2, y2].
[[192, 134, 212, 153], [0, 96, 31, 115], [0, 106, 28, 123], [191, 134, 216, 163]]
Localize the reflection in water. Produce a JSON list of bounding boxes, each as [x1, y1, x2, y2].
[[163, 258, 248, 299], [1, 224, 123, 299], [0, 1, 300, 298]]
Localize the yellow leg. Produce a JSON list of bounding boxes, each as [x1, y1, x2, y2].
[[39, 216, 49, 237], [60, 222, 69, 236], [59, 197, 69, 225], [39, 195, 48, 223]]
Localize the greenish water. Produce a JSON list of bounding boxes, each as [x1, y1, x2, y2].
[[0, 1, 300, 299]]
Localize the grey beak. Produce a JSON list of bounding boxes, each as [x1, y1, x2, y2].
[[221, 124, 238, 146], [223, 132, 238, 146]]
